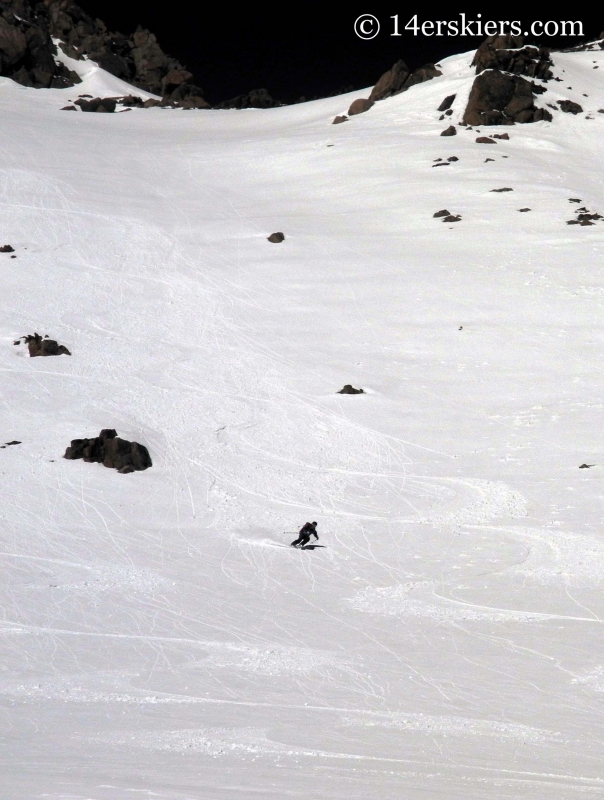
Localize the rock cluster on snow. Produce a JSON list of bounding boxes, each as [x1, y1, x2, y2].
[[463, 35, 553, 126], [64, 428, 152, 473], [369, 60, 443, 102], [0, 0, 207, 106], [15, 333, 71, 357], [566, 204, 603, 226]]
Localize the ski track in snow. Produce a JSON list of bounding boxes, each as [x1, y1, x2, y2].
[[3, 46, 604, 799]]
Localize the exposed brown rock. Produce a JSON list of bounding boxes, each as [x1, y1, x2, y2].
[[332, 115, 348, 124], [18, 333, 71, 357], [75, 96, 117, 113], [472, 35, 553, 80], [369, 60, 410, 101], [267, 232, 285, 243], [443, 214, 461, 223], [476, 136, 497, 143], [463, 70, 552, 126], [348, 98, 374, 116], [437, 94, 456, 111], [490, 187, 513, 192], [0, 244, 15, 252], [557, 99, 583, 114], [493, 133, 510, 139], [440, 125, 456, 136], [433, 209, 451, 218], [64, 429, 152, 473], [61, 104, 77, 110], [338, 385, 364, 395]]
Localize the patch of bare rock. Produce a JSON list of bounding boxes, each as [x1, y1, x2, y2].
[[463, 34, 552, 126], [64, 429, 152, 474], [14, 333, 71, 357], [434, 210, 461, 223], [566, 205, 603, 226], [441, 125, 456, 136], [267, 232, 285, 243], [338, 385, 364, 395]]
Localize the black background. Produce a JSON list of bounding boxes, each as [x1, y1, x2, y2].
[[75, 4, 604, 103]]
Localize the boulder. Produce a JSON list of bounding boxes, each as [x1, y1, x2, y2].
[[75, 96, 117, 113], [267, 232, 285, 243], [433, 209, 451, 217], [463, 70, 552, 126], [338, 385, 364, 395], [443, 214, 461, 222], [493, 132, 510, 139], [440, 125, 456, 136], [347, 98, 374, 116], [0, 244, 15, 252], [369, 60, 410, 101], [64, 429, 152, 473], [61, 104, 77, 110], [476, 136, 496, 143], [558, 99, 583, 114], [438, 94, 456, 111], [18, 333, 71, 357], [332, 115, 348, 124], [369, 60, 442, 103]]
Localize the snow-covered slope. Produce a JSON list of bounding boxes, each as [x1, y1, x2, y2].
[[2, 49, 604, 799]]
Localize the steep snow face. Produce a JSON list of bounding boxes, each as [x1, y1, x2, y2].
[[2, 49, 604, 799]]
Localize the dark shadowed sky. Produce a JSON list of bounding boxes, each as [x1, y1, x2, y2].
[[75, 4, 604, 104]]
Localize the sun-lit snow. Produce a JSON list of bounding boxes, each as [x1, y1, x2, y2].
[[2, 46, 604, 798]]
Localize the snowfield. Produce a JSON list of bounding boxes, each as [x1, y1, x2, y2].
[[2, 47, 604, 799]]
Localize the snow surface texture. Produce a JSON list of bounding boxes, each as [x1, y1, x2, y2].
[[2, 47, 604, 799]]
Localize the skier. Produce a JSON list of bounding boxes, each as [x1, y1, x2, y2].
[[290, 521, 319, 548]]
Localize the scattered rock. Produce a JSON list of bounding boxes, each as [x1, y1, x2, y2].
[[437, 94, 456, 111], [447, 156, 459, 162], [61, 105, 77, 110], [557, 99, 583, 114], [579, 463, 595, 468], [569, 198, 582, 202], [347, 98, 374, 116], [63, 429, 152, 473], [440, 125, 456, 136], [338, 385, 364, 395], [485, 158, 495, 162], [476, 136, 497, 143], [1, 441, 21, 448], [432, 163, 449, 167], [267, 232, 285, 243], [464, 70, 552, 126], [332, 115, 348, 124], [493, 133, 510, 139], [490, 187, 514, 192], [75, 97, 117, 113], [0, 245, 15, 252], [433, 209, 451, 218], [443, 214, 462, 223], [16, 333, 71, 357], [519, 208, 531, 212]]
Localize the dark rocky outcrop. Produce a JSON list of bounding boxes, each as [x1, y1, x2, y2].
[[217, 88, 276, 109], [347, 98, 374, 116], [0, 0, 206, 105], [440, 125, 456, 136], [472, 35, 553, 81], [64, 428, 152, 473], [16, 333, 71, 357], [369, 60, 410, 101], [442, 214, 461, 223], [491, 187, 513, 192], [332, 115, 348, 124], [558, 99, 583, 114], [464, 71, 552, 126], [338, 385, 364, 395], [433, 209, 451, 218], [267, 232, 285, 243], [369, 60, 442, 103], [476, 136, 496, 143], [0, 245, 15, 252]]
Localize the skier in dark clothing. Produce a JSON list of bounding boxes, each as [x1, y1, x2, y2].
[[290, 521, 318, 547]]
